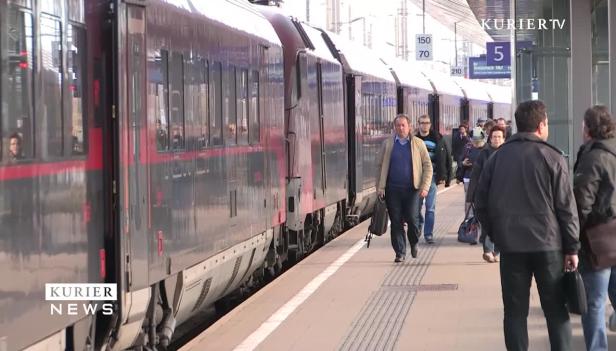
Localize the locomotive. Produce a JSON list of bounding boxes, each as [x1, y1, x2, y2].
[[0, 1, 510, 350]]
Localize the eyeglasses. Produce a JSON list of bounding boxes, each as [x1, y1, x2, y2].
[[419, 122, 431, 125]]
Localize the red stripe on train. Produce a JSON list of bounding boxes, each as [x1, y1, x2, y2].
[[0, 128, 104, 181]]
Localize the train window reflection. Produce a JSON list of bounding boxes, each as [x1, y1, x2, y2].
[[151, 50, 169, 152], [237, 69, 248, 146], [248, 70, 260, 144], [169, 52, 184, 150], [4, 7, 34, 161], [209, 62, 223, 146], [67, 25, 86, 155], [41, 0, 61, 16], [41, 16, 63, 158], [224, 65, 237, 146]]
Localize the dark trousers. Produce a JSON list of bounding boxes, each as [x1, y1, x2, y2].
[[385, 186, 419, 257], [500, 251, 571, 351]]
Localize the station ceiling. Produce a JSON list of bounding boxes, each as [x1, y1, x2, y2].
[[411, 0, 542, 45]]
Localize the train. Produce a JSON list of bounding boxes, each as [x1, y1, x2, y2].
[[0, 1, 511, 350]]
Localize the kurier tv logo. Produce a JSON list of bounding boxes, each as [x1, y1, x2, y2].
[[45, 283, 116, 316]]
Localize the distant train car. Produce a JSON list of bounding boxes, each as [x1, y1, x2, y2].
[[454, 77, 491, 128], [320, 31, 398, 223], [488, 85, 513, 121], [424, 72, 466, 136], [381, 56, 433, 121]]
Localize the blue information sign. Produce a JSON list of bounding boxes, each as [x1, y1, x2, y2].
[[486, 42, 511, 66], [468, 56, 511, 79]]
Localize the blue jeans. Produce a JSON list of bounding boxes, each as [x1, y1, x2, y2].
[[385, 186, 420, 258], [417, 180, 437, 239], [580, 261, 616, 351]]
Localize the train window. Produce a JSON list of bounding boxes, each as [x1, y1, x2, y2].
[[41, 0, 61, 16], [4, 7, 34, 162], [151, 50, 169, 152], [169, 52, 184, 150], [9, 0, 32, 8], [248, 70, 260, 145], [67, 24, 86, 155], [41, 16, 64, 158], [223, 65, 237, 146], [197, 59, 209, 149], [209, 62, 223, 146], [236, 69, 248, 146], [68, 0, 85, 23], [183, 56, 196, 145], [316, 63, 323, 116]]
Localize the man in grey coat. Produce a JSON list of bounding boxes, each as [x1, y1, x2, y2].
[[475, 100, 580, 351]]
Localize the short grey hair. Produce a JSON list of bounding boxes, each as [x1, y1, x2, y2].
[[394, 114, 411, 125]]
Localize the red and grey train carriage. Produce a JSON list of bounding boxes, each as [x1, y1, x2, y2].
[[320, 31, 398, 223], [0, 1, 511, 350], [258, 8, 348, 260], [1, 0, 104, 350], [1, 0, 287, 350]]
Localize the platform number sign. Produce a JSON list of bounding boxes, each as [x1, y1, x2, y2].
[[486, 42, 511, 66], [416, 34, 433, 61]]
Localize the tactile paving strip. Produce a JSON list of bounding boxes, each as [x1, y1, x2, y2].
[[339, 191, 465, 351]]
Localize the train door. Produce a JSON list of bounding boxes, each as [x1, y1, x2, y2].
[[121, 3, 149, 290], [312, 61, 326, 199]]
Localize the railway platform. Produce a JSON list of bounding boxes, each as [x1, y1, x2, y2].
[[180, 185, 613, 351]]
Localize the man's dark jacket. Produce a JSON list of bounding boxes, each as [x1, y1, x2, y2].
[[475, 133, 580, 254], [417, 130, 453, 186], [573, 137, 616, 253]]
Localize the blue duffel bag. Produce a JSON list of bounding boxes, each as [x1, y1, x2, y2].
[[458, 205, 479, 245]]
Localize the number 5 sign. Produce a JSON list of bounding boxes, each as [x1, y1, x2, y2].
[[486, 42, 511, 66], [416, 34, 433, 61]]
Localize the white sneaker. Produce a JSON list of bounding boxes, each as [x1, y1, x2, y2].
[[608, 312, 616, 332]]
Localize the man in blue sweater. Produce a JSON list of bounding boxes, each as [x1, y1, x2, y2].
[[376, 115, 433, 262]]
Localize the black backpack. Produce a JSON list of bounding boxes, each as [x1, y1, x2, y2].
[[365, 197, 389, 248]]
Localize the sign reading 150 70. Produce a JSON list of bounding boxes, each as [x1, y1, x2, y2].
[[416, 34, 433, 61]]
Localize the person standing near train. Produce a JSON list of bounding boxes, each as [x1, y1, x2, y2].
[[376, 114, 433, 262], [415, 114, 452, 244], [475, 100, 580, 351]]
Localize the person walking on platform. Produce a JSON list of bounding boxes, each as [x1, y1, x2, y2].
[[475, 100, 580, 351], [415, 114, 452, 244], [573, 105, 616, 351], [377, 114, 432, 262], [460, 127, 486, 212], [467, 125, 506, 263], [452, 123, 470, 170]]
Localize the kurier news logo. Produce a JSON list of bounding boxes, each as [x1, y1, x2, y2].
[[45, 283, 116, 316]]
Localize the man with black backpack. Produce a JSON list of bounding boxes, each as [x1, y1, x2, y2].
[[376, 114, 432, 262]]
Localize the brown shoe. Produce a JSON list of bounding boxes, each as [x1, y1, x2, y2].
[[482, 252, 496, 263]]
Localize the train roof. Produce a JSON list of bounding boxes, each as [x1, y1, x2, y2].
[[486, 85, 513, 104], [166, 0, 282, 47], [319, 30, 395, 83], [424, 71, 464, 97], [453, 77, 491, 102], [301, 23, 341, 64], [381, 56, 435, 93], [257, 6, 339, 65]]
